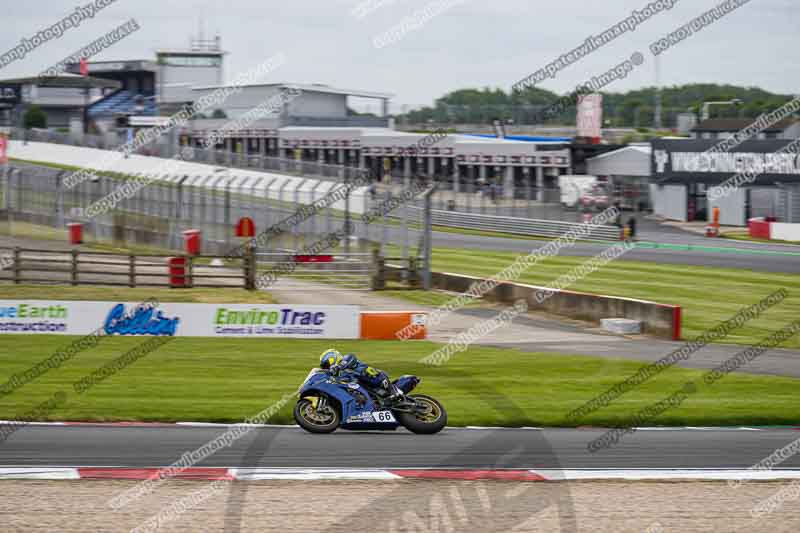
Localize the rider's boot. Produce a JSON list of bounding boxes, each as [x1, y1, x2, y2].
[[384, 384, 407, 406], [376, 379, 406, 406]]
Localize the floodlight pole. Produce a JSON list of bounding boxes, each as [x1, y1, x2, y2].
[[422, 184, 437, 290], [344, 172, 351, 255]]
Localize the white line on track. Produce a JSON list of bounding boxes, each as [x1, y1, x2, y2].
[[2, 467, 800, 482], [2, 421, 795, 431]]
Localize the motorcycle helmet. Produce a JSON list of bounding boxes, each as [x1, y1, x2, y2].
[[320, 348, 342, 369]]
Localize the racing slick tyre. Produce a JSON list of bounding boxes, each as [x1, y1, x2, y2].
[[294, 397, 340, 434], [395, 394, 447, 434]]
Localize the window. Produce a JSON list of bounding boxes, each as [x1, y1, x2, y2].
[[158, 55, 221, 67]]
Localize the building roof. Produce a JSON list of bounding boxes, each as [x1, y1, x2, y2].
[[692, 117, 799, 133], [190, 82, 393, 100], [0, 73, 121, 89], [280, 126, 393, 134], [156, 49, 227, 56], [462, 133, 571, 143], [587, 144, 652, 161], [586, 145, 652, 177], [455, 136, 531, 145], [80, 60, 159, 73]]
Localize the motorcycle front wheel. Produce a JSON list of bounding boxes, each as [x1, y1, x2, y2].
[[395, 394, 447, 434], [294, 397, 340, 434]]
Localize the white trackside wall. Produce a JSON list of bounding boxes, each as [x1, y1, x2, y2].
[[770, 222, 800, 241], [650, 184, 688, 221]]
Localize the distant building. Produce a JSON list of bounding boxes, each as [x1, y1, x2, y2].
[[155, 37, 226, 112], [675, 112, 697, 135], [188, 82, 392, 127], [651, 138, 800, 225], [0, 74, 119, 131], [691, 118, 800, 140], [181, 126, 573, 200], [0, 31, 578, 199], [586, 144, 652, 211]]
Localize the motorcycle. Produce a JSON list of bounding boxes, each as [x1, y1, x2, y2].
[[293, 368, 447, 434]]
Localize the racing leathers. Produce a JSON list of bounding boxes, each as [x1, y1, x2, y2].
[[330, 354, 403, 404]]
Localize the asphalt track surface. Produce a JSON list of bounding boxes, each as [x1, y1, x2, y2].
[[352, 208, 800, 272], [2, 426, 800, 470]]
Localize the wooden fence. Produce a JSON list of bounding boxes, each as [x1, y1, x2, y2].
[[0, 247, 432, 291], [0, 247, 251, 289]]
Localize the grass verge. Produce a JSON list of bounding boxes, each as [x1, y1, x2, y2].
[[0, 337, 798, 427], [377, 289, 483, 308], [427, 224, 602, 244], [0, 284, 276, 304], [721, 230, 800, 246], [0, 220, 177, 256], [383, 244, 800, 350], [9, 158, 134, 182]]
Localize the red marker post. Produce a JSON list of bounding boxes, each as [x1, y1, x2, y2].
[[235, 217, 257, 289], [182, 229, 202, 256], [235, 217, 256, 238], [0, 133, 8, 203], [0, 133, 8, 165]]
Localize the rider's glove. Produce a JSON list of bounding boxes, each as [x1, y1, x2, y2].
[[329, 364, 341, 377]]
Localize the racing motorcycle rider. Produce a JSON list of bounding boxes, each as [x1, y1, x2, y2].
[[319, 349, 406, 406]]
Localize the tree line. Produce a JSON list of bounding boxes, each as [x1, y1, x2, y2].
[[400, 84, 796, 128]]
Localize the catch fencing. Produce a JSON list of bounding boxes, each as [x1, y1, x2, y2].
[[8, 128, 602, 224], [415, 208, 622, 241], [9, 128, 374, 185], [0, 163, 393, 255], [0, 159, 620, 264], [0, 163, 419, 290]]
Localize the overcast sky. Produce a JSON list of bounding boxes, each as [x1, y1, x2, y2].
[[0, 0, 796, 112]]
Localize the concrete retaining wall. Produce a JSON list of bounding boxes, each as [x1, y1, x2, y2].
[[430, 271, 681, 340]]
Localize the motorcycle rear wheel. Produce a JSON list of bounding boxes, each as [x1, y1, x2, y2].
[[294, 398, 340, 434], [395, 394, 447, 434]]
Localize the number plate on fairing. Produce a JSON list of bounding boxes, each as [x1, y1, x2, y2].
[[372, 410, 396, 423]]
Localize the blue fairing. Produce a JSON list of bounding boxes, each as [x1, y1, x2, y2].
[[299, 370, 403, 429]]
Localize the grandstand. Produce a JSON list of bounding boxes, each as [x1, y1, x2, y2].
[[0, 37, 221, 133], [88, 89, 157, 118], [73, 59, 159, 121]]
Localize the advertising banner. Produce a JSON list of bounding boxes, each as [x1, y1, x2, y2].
[[651, 139, 800, 185], [0, 301, 360, 339], [577, 93, 603, 139]]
